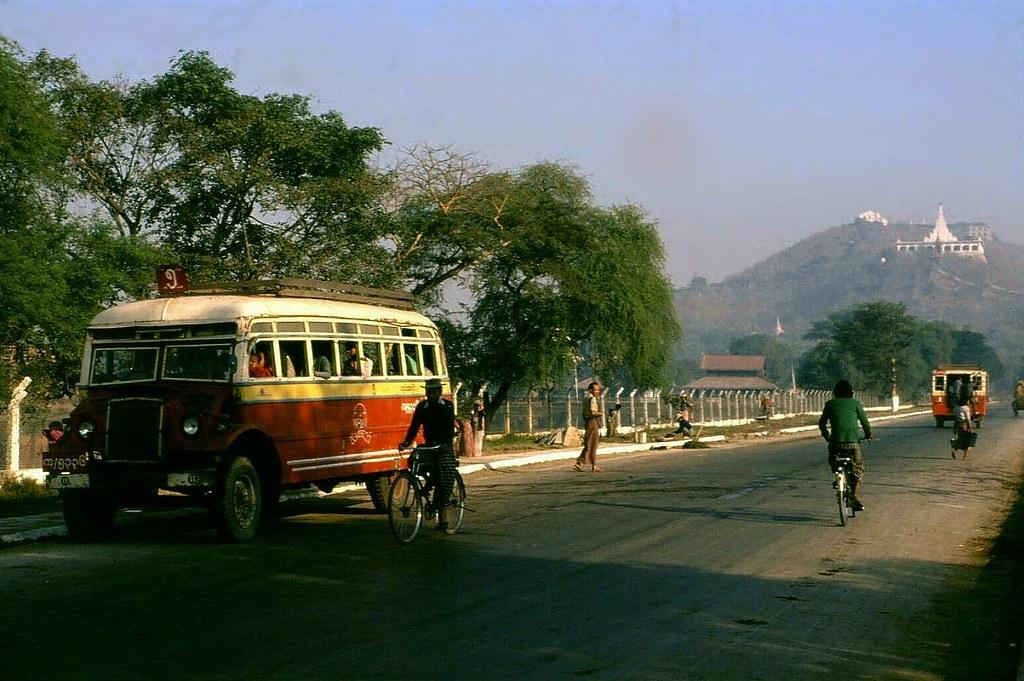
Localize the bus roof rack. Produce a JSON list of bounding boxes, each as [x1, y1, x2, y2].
[[172, 278, 417, 310]]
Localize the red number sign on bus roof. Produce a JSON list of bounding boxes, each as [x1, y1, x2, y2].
[[156, 265, 190, 294]]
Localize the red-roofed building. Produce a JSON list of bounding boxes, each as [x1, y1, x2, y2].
[[683, 354, 780, 391]]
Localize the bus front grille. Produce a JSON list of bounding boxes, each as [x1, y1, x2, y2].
[[106, 400, 163, 462]]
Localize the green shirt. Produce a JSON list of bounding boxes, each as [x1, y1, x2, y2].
[[818, 397, 871, 444]]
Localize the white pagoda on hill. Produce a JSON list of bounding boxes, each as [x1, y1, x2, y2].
[[895, 204, 985, 261]]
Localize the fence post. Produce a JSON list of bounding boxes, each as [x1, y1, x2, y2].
[[453, 381, 464, 415], [5, 376, 31, 473], [526, 389, 536, 436], [642, 390, 651, 428], [628, 389, 638, 428], [566, 390, 575, 430]]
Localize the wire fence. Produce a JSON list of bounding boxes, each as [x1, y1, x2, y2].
[[454, 387, 891, 438]]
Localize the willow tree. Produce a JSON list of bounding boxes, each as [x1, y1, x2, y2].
[[430, 162, 681, 413]]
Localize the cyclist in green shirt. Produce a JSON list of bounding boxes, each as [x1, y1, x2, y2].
[[818, 379, 872, 511]]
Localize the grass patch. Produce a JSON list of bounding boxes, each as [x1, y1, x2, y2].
[[0, 475, 60, 518]]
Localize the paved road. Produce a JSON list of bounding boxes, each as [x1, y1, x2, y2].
[[2, 412, 1023, 680]]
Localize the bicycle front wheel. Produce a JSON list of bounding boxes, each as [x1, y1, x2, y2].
[[388, 472, 423, 544], [836, 472, 848, 527], [441, 472, 466, 535]]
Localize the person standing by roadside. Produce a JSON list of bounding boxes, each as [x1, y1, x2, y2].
[[471, 399, 486, 455], [574, 382, 604, 473]]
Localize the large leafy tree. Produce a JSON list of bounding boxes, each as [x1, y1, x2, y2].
[[0, 41, 164, 397], [952, 329, 1005, 382], [433, 163, 680, 412], [38, 50, 388, 283], [798, 301, 1003, 398]]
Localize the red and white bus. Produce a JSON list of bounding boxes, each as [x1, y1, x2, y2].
[[45, 279, 449, 541], [931, 364, 987, 429]]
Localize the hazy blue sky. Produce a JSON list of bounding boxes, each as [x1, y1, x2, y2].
[[2, 0, 1020, 285]]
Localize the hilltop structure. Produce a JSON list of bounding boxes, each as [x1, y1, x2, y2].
[[855, 210, 889, 226], [895, 204, 986, 261]]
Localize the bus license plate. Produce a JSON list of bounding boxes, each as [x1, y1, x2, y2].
[[47, 474, 89, 489], [166, 472, 214, 488]]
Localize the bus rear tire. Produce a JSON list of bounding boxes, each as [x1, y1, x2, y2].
[[62, 490, 117, 541], [214, 456, 262, 542], [366, 474, 392, 513], [934, 417, 944, 428]]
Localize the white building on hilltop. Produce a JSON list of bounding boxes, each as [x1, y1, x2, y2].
[[855, 210, 889, 226], [895, 204, 986, 261]]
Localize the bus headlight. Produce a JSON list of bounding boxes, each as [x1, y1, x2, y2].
[[78, 419, 95, 439], [182, 415, 201, 437]]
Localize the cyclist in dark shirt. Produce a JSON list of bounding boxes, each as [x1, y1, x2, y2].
[[399, 377, 457, 529], [818, 379, 872, 511]]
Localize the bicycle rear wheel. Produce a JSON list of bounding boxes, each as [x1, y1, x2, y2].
[[836, 472, 848, 527], [441, 472, 466, 534], [388, 472, 423, 544]]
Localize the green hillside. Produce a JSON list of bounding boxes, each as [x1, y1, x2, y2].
[[676, 221, 1024, 382]]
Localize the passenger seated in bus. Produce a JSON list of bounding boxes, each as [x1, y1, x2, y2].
[[249, 351, 274, 378], [384, 343, 401, 375], [314, 355, 332, 379], [404, 351, 419, 375], [342, 342, 361, 376]]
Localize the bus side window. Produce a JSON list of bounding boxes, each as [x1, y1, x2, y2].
[[422, 344, 438, 376], [362, 341, 382, 377], [279, 340, 309, 378], [311, 339, 334, 377], [401, 343, 421, 376], [384, 342, 402, 376], [340, 340, 361, 376], [249, 341, 276, 378]]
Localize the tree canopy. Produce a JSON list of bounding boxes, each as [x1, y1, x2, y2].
[[36, 50, 388, 283], [0, 45, 681, 407], [797, 301, 1004, 398]]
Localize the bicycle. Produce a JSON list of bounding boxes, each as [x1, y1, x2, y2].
[[831, 438, 871, 526], [388, 445, 466, 544], [832, 448, 857, 526]]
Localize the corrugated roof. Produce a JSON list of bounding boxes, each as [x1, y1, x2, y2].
[[700, 354, 765, 372], [683, 376, 780, 391]]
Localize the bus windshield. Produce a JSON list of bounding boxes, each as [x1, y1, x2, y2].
[[91, 347, 159, 384], [164, 344, 234, 381], [90, 343, 233, 384]]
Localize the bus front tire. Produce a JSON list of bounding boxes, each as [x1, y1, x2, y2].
[[214, 456, 262, 542], [62, 490, 117, 541]]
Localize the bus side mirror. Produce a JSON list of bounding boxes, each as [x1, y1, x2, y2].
[[227, 355, 238, 373]]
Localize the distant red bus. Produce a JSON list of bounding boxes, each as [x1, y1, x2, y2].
[[45, 279, 449, 541], [931, 365, 987, 428]]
